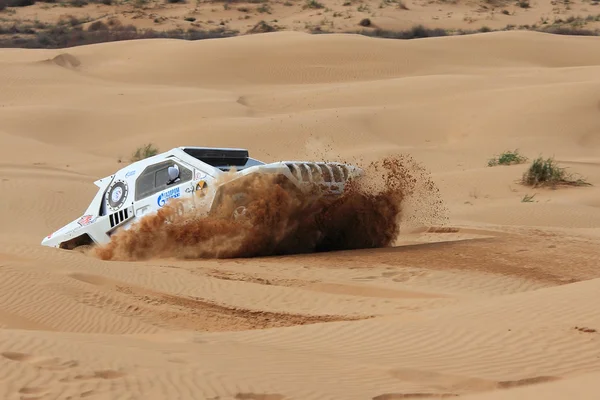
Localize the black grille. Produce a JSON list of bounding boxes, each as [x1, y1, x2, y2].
[[109, 207, 131, 228], [285, 163, 300, 180], [318, 164, 333, 182], [183, 147, 249, 168], [286, 162, 350, 183], [330, 165, 343, 182]]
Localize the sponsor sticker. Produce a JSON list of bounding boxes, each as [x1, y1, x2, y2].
[[64, 226, 82, 236], [157, 186, 181, 207], [195, 180, 208, 197], [77, 215, 95, 226], [106, 180, 129, 212], [194, 170, 207, 180]]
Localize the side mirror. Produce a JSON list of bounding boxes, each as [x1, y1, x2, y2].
[[167, 165, 180, 182]]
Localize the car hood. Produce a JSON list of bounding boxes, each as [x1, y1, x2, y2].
[[41, 215, 94, 248]]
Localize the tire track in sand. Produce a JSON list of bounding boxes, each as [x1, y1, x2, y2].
[[67, 273, 368, 332]]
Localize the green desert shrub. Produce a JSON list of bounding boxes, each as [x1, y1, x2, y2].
[[131, 143, 159, 162], [521, 156, 591, 188], [488, 149, 528, 167]]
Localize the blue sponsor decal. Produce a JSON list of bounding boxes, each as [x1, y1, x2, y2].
[[157, 187, 180, 207], [125, 170, 136, 178]]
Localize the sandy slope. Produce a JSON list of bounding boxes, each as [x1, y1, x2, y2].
[[0, 30, 600, 399]]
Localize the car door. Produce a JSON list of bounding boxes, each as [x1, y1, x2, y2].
[[133, 159, 196, 219]]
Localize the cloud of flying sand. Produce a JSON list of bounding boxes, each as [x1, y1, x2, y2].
[[93, 155, 447, 261]]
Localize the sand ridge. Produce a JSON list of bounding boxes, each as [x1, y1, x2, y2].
[[0, 30, 600, 399]]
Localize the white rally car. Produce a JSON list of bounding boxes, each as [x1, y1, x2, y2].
[[41, 146, 362, 250]]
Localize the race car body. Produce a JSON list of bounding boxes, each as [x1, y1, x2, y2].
[[41, 146, 362, 250]]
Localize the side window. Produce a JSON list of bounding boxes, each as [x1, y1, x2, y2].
[[135, 160, 193, 201]]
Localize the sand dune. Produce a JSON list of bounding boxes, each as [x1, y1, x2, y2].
[[1, 30, 600, 399]]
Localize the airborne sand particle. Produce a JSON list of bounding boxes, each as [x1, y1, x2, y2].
[[93, 154, 447, 261]]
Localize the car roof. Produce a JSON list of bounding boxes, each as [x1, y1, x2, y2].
[[94, 146, 264, 187]]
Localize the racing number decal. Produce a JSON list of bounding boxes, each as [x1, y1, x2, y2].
[[106, 179, 129, 212]]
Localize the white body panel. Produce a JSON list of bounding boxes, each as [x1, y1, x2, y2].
[[41, 146, 362, 250]]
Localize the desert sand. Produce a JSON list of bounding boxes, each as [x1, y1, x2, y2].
[[1, 29, 600, 400]]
